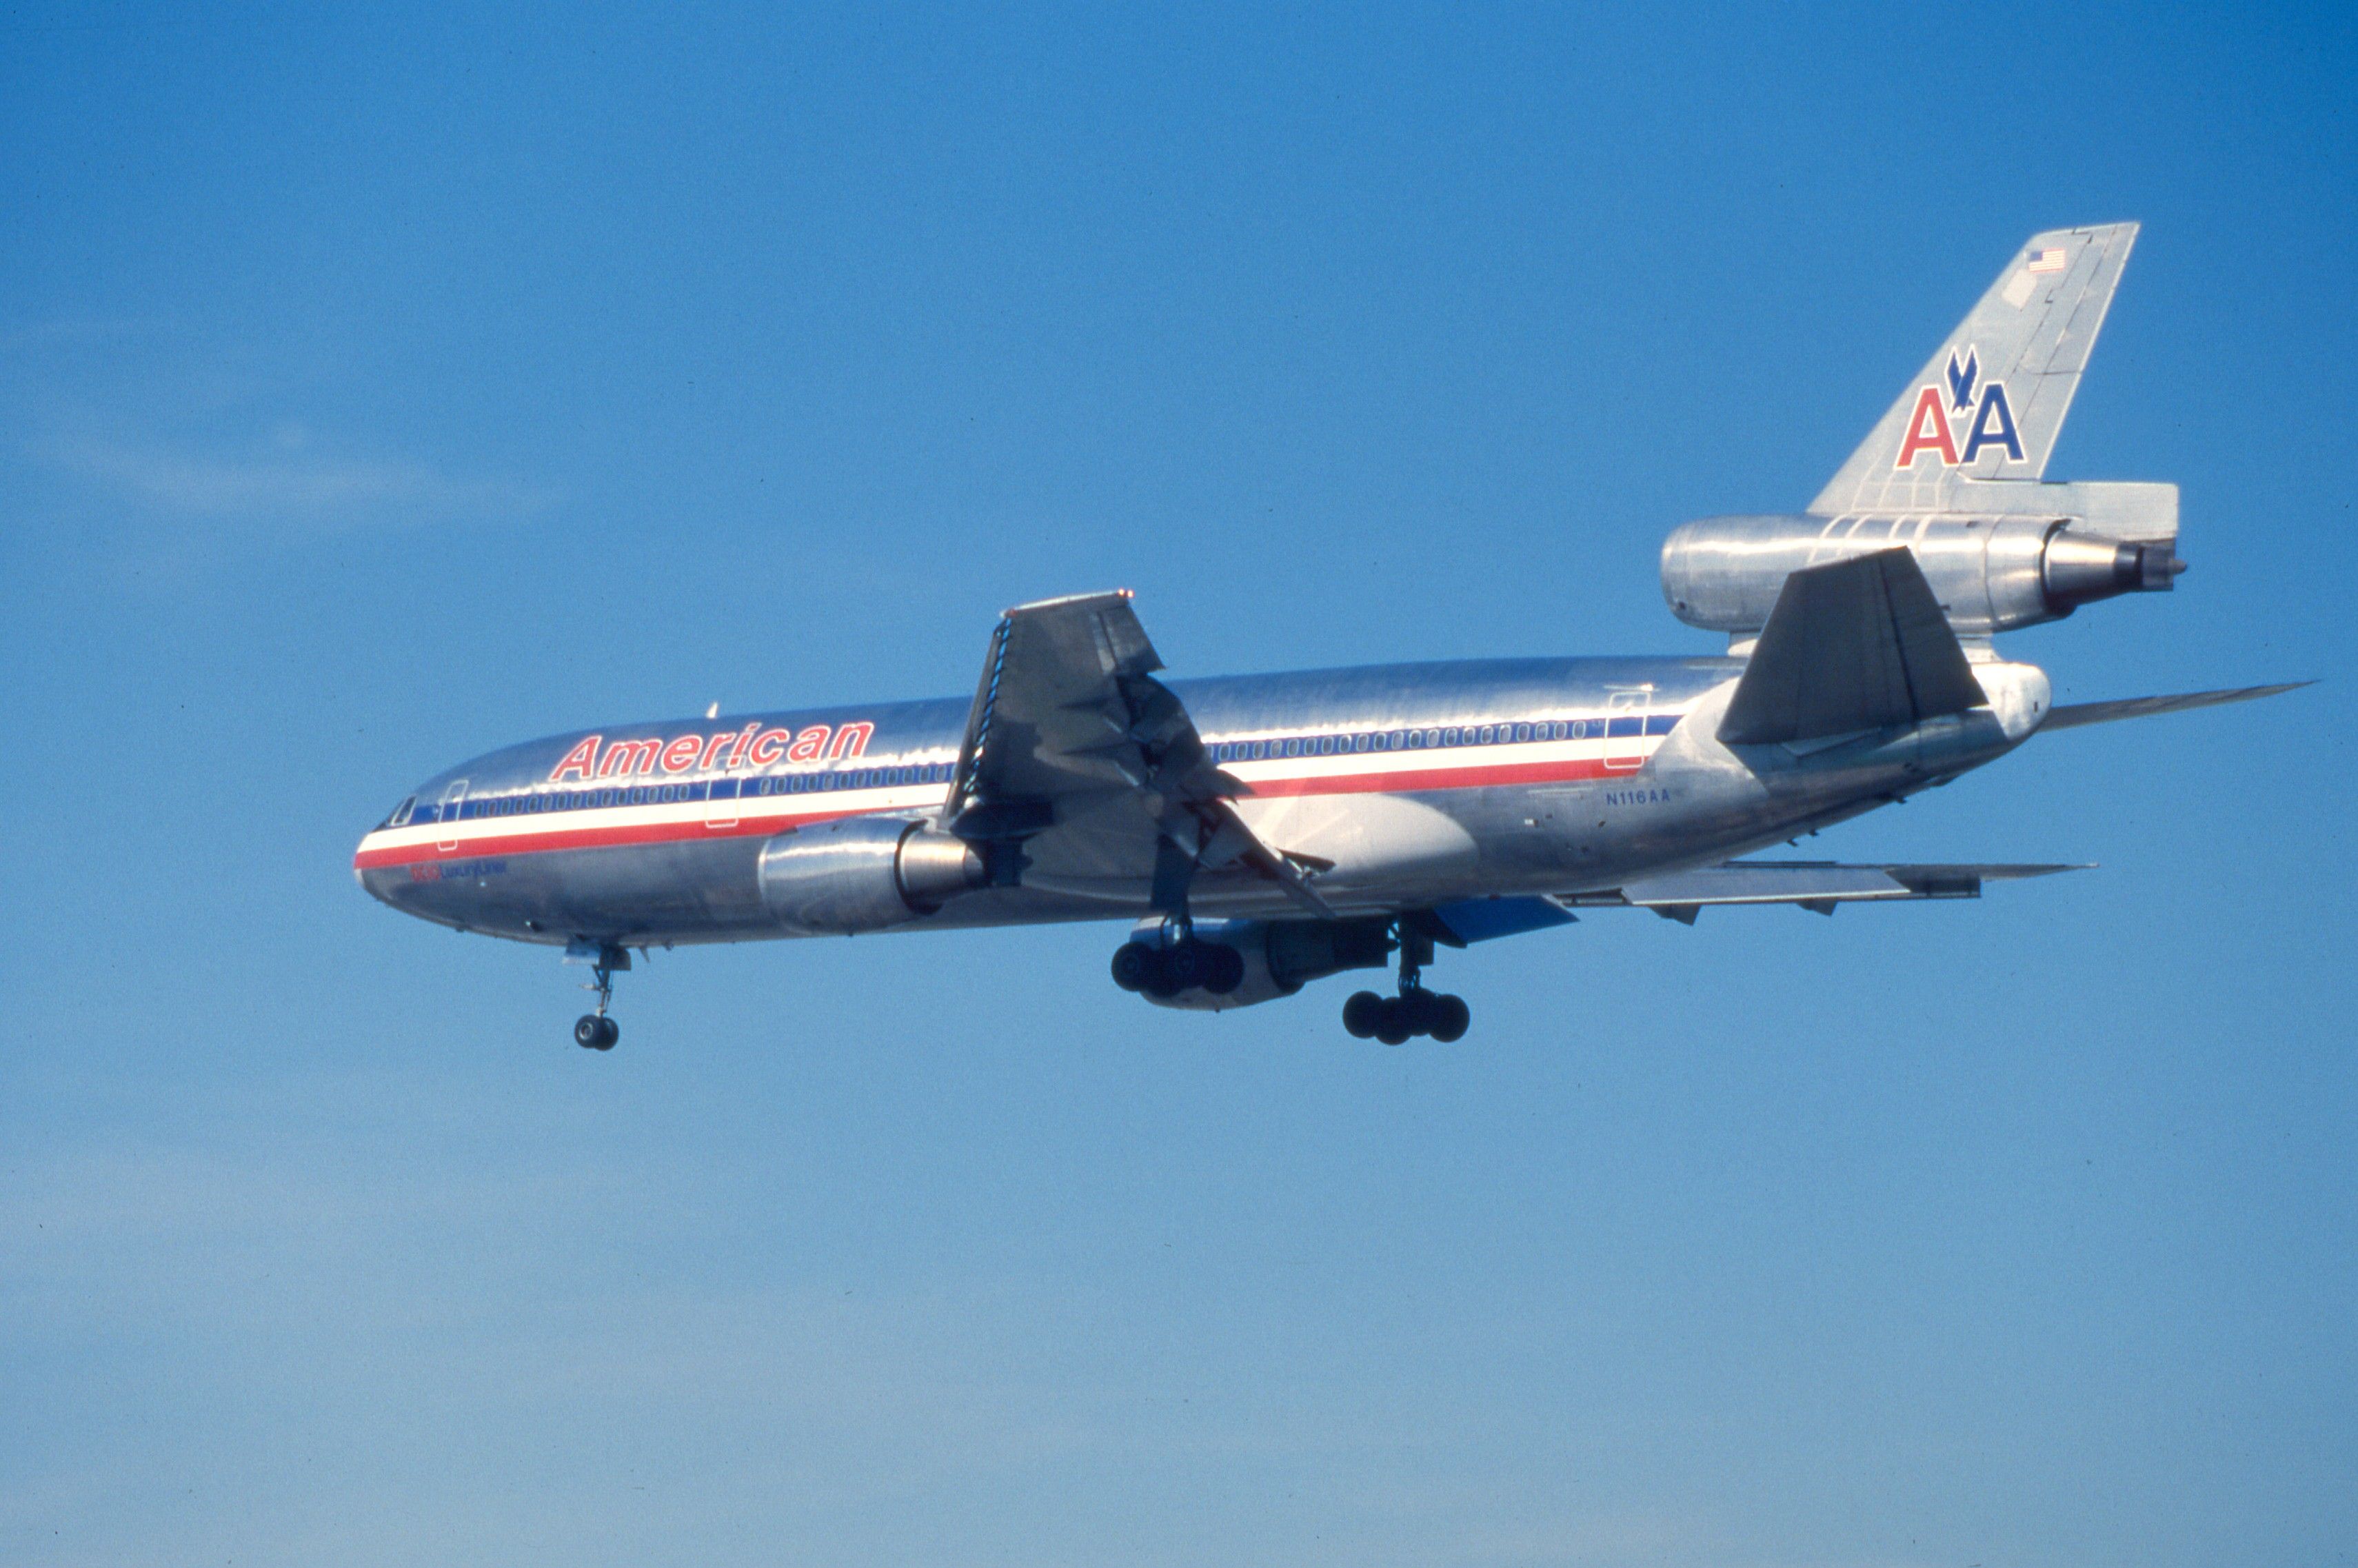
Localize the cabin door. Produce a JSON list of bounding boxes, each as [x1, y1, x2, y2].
[[435, 779, 470, 852], [1602, 691, 1650, 770]]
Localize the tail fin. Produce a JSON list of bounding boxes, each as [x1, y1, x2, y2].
[[1809, 223, 2139, 516]]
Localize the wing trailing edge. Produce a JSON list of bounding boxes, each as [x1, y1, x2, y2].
[[1560, 861, 2085, 923]]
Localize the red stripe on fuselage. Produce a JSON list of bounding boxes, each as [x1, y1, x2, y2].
[[352, 805, 874, 870], [350, 753, 1646, 871]]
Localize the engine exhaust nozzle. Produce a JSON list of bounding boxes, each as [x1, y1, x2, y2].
[[2042, 529, 2184, 613]]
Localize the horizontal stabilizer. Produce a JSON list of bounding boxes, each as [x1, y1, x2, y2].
[[2043, 682, 2310, 732], [1718, 548, 1985, 746], [1560, 861, 2083, 922]]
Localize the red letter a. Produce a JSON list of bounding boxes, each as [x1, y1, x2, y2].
[[551, 735, 601, 782], [1895, 385, 1959, 468]]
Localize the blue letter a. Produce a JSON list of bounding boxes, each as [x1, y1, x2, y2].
[[1963, 381, 2024, 463]]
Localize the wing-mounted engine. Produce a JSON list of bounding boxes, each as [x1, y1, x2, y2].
[[1662, 490, 2182, 641], [758, 817, 987, 935]]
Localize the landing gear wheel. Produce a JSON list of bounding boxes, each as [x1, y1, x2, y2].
[[1140, 947, 1184, 998], [574, 1014, 618, 1051], [1374, 997, 1413, 1046], [1429, 994, 1470, 1043], [1166, 940, 1209, 992], [1342, 991, 1384, 1038], [1111, 942, 1156, 992], [1205, 943, 1245, 996]]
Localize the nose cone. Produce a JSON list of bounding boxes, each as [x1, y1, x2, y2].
[[353, 787, 461, 927]]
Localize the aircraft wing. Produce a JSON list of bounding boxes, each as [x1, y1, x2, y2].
[[1558, 860, 2084, 923], [940, 592, 1331, 914], [2042, 682, 2309, 731]]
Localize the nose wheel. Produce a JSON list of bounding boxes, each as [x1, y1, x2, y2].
[[1341, 921, 1469, 1043], [570, 941, 629, 1051]]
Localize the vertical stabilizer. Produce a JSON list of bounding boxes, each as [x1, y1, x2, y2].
[[1809, 223, 2139, 516]]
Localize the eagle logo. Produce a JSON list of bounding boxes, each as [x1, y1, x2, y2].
[[1946, 347, 1979, 413]]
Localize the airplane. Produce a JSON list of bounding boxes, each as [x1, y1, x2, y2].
[[356, 222, 2301, 1050]]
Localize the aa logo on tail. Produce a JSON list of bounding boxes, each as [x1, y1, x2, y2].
[[1896, 345, 2023, 468]]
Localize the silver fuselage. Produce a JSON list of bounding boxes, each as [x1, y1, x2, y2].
[[356, 654, 2052, 947]]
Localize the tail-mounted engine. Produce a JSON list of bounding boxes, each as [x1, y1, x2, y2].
[[1661, 483, 2182, 639], [758, 817, 987, 935]]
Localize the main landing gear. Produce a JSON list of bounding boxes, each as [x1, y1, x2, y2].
[[572, 941, 628, 1052], [1342, 923, 1469, 1045], [1110, 923, 1246, 998]]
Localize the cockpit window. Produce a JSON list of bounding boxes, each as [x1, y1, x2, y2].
[[383, 796, 417, 829]]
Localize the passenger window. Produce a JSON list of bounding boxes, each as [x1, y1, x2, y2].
[[1442, 727, 1460, 746]]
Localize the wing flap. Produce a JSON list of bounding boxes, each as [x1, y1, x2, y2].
[[1562, 860, 2084, 916], [940, 591, 1327, 914]]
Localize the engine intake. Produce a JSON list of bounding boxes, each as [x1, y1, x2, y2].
[[758, 817, 986, 935]]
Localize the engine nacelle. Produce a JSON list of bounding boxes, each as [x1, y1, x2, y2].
[[758, 817, 986, 936], [1136, 916, 1393, 1012], [1662, 507, 2181, 638]]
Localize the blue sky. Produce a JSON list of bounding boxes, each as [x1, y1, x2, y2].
[[2, 6, 2352, 1565]]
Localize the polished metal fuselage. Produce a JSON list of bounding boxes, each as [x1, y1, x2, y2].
[[354, 654, 2051, 947]]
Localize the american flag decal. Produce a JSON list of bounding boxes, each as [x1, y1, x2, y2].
[[2027, 247, 2068, 273]]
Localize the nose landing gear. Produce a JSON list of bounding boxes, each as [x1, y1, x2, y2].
[[1342, 922, 1469, 1044], [570, 941, 629, 1051]]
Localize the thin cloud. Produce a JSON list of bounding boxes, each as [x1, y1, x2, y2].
[[42, 432, 558, 527]]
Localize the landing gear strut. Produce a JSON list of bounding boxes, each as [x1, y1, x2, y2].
[[572, 942, 627, 1051], [1342, 923, 1470, 1044]]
